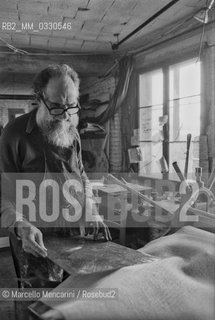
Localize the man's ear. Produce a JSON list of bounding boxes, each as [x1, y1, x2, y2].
[[29, 99, 39, 111]]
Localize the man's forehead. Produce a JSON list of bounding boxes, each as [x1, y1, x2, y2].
[[44, 75, 78, 100]]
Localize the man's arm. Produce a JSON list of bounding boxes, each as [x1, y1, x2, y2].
[[0, 125, 47, 257], [0, 125, 24, 229], [76, 134, 112, 241]]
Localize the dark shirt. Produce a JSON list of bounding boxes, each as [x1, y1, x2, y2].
[[0, 109, 90, 229], [0, 108, 85, 174]]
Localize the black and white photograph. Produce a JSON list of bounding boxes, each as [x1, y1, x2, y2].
[[0, 1, 215, 319]]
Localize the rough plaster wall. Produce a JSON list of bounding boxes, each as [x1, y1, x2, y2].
[[0, 100, 30, 127], [0, 73, 33, 126], [81, 75, 122, 173], [0, 73, 33, 95]]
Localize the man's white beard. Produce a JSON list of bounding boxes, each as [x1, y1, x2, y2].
[[39, 118, 79, 148]]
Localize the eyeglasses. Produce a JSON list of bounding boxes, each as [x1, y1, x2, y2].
[[41, 94, 81, 116]]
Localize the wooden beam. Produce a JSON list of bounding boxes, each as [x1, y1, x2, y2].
[[163, 66, 169, 179], [0, 53, 114, 76], [0, 94, 34, 100]]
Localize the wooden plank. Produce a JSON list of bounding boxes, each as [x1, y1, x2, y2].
[[163, 66, 169, 179], [154, 199, 179, 215], [76, 31, 99, 41], [17, 1, 49, 15], [30, 35, 49, 48], [0, 94, 34, 99], [88, 0, 115, 12], [82, 21, 104, 33], [48, 38, 66, 49], [11, 34, 30, 46], [81, 41, 98, 51], [64, 39, 83, 50], [96, 184, 127, 194]]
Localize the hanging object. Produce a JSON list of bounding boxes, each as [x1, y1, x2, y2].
[[194, 0, 215, 24], [0, 36, 29, 54], [158, 156, 169, 174]]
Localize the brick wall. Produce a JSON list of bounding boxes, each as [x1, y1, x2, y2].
[[109, 110, 122, 172], [81, 75, 116, 101]]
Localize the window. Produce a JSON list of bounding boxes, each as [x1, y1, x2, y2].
[[138, 58, 201, 177], [139, 69, 163, 175]]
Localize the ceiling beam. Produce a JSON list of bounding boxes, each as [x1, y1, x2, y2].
[[112, 0, 181, 50], [0, 52, 115, 76]]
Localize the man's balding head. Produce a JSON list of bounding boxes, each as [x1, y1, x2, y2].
[[33, 64, 80, 100]]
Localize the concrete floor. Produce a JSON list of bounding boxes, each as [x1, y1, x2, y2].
[[0, 249, 17, 288], [0, 248, 18, 320], [0, 248, 31, 320]]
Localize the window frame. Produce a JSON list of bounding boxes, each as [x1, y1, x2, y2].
[[137, 53, 202, 178]]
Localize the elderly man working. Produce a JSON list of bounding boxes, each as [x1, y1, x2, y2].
[[0, 64, 111, 287]]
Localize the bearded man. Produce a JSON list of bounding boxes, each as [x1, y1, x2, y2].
[[0, 64, 111, 287]]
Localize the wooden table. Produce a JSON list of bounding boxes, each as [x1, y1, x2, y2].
[[28, 236, 156, 319], [95, 183, 152, 245]]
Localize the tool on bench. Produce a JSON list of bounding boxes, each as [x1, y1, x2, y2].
[[184, 133, 192, 178], [172, 162, 215, 225], [107, 174, 169, 212], [172, 161, 191, 191], [110, 170, 215, 226], [206, 167, 215, 191]]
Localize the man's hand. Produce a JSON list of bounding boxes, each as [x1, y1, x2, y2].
[[84, 214, 112, 241], [15, 221, 47, 258], [83, 198, 112, 241]]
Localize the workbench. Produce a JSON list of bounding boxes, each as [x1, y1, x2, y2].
[[28, 235, 157, 319], [27, 225, 215, 320], [95, 183, 152, 245]]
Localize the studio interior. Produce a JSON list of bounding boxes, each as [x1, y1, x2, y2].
[[0, 1, 215, 320]]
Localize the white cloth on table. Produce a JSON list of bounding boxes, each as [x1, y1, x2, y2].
[[45, 226, 215, 320]]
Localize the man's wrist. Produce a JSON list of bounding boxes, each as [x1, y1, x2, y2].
[[13, 220, 29, 239], [13, 221, 23, 238]]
